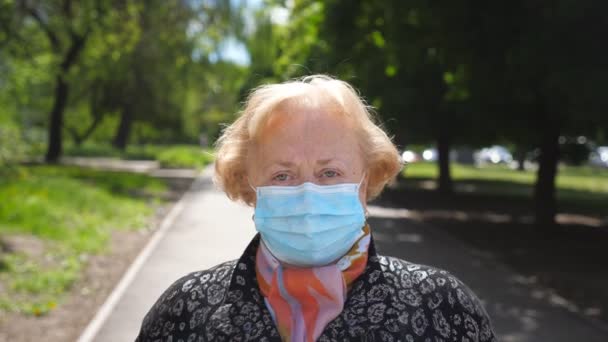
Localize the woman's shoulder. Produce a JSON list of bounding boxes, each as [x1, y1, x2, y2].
[[376, 254, 489, 314], [135, 259, 238, 341], [372, 254, 496, 341], [377, 254, 474, 289]]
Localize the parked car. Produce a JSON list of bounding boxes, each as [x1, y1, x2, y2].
[[474, 145, 513, 165], [416, 147, 459, 163], [590, 146, 608, 168], [401, 150, 420, 163], [422, 148, 438, 162]]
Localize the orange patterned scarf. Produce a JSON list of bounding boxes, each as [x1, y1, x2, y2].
[[255, 224, 371, 342]]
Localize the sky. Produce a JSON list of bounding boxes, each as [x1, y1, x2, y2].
[[209, 0, 290, 66], [210, 37, 251, 65]]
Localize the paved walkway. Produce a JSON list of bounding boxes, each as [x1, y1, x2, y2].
[[61, 157, 200, 179], [81, 168, 256, 342], [82, 169, 608, 342]]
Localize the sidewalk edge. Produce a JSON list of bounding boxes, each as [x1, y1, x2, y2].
[[76, 170, 208, 342]]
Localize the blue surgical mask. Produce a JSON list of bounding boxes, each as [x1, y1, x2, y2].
[[252, 179, 366, 267]]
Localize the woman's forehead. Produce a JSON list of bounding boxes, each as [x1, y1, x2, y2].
[[251, 93, 347, 131], [258, 107, 356, 145], [250, 110, 362, 167], [270, 99, 354, 128]]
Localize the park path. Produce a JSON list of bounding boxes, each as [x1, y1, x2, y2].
[[80, 167, 608, 342], [79, 167, 256, 342]]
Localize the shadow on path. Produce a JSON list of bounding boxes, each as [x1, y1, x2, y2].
[[368, 208, 608, 341], [369, 182, 608, 341]]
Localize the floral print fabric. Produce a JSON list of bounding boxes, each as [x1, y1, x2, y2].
[[255, 225, 371, 342], [136, 233, 497, 342]]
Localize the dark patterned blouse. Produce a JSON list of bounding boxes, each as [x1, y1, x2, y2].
[[136, 234, 497, 342]]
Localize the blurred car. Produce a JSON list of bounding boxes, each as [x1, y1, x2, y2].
[[401, 150, 420, 163], [412, 147, 459, 163], [474, 145, 513, 165], [422, 148, 438, 162], [590, 146, 608, 168]]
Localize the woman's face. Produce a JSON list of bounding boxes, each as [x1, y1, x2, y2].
[[248, 107, 368, 206]]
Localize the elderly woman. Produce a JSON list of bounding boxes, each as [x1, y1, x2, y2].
[[136, 75, 496, 342]]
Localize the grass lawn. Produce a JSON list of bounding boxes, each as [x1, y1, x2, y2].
[[0, 165, 167, 315], [402, 162, 608, 215], [64, 143, 215, 169], [155, 145, 215, 169]]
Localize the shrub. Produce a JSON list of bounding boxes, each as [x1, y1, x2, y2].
[[0, 125, 27, 169], [156, 145, 214, 169]]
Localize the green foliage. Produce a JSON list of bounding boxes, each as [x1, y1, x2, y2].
[[273, 0, 326, 79], [0, 166, 165, 247], [64, 142, 165, 159], [1, 0, 247, 159], [0, 124, 27, 168], [64, 143, 216, 169], [178, 61, 248, 143], [0, 253, 79, 316], [0, 165, 166, 315], [156, 146, 215, 169], [64, 142, 123, 158]]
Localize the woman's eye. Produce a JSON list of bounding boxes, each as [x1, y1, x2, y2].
[[322, 170, 339, 178], [273, 173, 289, 181]]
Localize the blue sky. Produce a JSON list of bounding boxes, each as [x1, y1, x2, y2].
[[210, 0, 290, 66], [210, 37, 251, 65], [208, 0, 261, 66]]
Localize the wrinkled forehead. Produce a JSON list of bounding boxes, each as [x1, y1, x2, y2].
[[247, 86, 357, 140]]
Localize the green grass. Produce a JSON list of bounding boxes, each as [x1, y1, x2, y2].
[[64, 143, 215, 169], [402, 162, 608, 213], [156, 145, 215, 169], [64, 143, 166, 160], [0, 165, 167, 315]]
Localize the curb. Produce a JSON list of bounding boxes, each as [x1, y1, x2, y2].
[[76, 171, 206, 342]]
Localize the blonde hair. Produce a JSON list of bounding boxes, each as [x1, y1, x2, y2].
[[214, 75, 402, 206]]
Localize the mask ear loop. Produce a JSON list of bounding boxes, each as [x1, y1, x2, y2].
[[358, 172, 370, 220], [248, 178, 258, 221], [248, 182, 257, 193], [357, 172, 367, 189]]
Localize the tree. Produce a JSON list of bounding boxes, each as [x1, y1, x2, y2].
[[463, 0, 608, 227], [316, 0, 480, 194], [107, 0, 239, 149], [3, 0, 140, 162]]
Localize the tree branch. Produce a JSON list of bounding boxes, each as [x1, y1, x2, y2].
[[24, 6, 60, 51], [60, 27, 90, 71]]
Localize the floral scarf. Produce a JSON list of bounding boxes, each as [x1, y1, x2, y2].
[[255, 224, 371, 342]]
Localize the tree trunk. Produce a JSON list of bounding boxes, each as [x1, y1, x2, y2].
[[45, 74, 69, 163], [40, 21, 89, 163], [437, 128, 452, 194], [516, 147, 526, 171], [534, 127, 560, 229], [68, 114, 102, 146], [113, 104, 133, 150]]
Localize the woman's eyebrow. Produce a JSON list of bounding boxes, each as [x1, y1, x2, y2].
[[266, 159, 343, 169], [268, 160, 295, 168], [317, 159, 349, 168], [316, 159, 334, 166]]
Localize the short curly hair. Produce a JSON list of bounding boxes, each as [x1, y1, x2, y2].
[[214, 75, 402, 206]]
